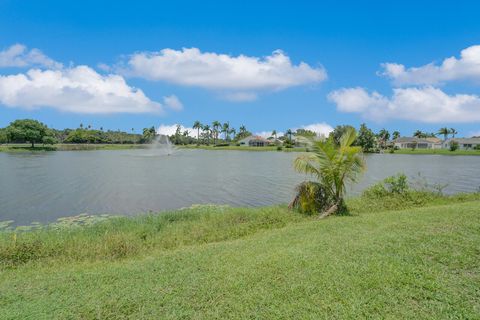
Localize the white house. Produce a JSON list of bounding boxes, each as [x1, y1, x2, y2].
[[442, 138, 480, 150], [238, 135, 272, 147], [392, 137, 442, 149]]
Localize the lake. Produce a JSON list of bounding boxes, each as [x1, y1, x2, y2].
[[1, 149, 480, 225]]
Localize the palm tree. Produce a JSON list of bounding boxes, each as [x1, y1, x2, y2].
[[272, 130, 277, 140], [392, 131, 400, 140], [413, 130, 423, 138], [292, 128, 365, 217], [100, 127, 104, 132], [438, 127, 450, 140], [203, 124, 211, 144], [230, 128, 236, 141], [239, 125, 247, 134], [450, 128, 458, 138], [212, 121, 221, 145], [79, 123, 84, 129], [286, 129, 293, 142], [222, 122, 230, 141], [193, 121, 202, 144]]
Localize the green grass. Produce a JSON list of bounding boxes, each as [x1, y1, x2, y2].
[[393, 148, 480, 155], [179, 144, 307, 152], [0, 143, 147, 152], [1, 194, 480, 318]]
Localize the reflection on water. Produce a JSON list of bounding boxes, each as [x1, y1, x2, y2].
[[1, 149, 480, 224]]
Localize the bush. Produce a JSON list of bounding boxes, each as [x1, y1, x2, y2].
[[215, 143, 230, 147], [474, 145, 480, 150], [289, 181, 334, 215], [450, 141, 459, 151], [276, 146, 283, 151], [362, 174, 409, 198]]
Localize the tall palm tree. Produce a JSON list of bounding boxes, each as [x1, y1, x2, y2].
[[413, 130, 423, 138], [438, 127, 450, 140], [292, 128, 365, 217], [79, 123, 84, 129], [212, 121, 221, 145], [392, 131, 400, 140], [193, 121, 202, 144], [450, 128, 458, 138], [203, 124, 211, 144], [222, 122, 230, 141], [230, 128, 236, 141], [239, 125, 247, 134]]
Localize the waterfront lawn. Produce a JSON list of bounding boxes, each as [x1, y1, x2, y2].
[[179, 144, 307, 152], [0, 143, 145, 152], [1, 196, 480, 318], [393, 148, 480, 155]]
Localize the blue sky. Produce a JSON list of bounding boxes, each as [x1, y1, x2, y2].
[[1, 0, 480, 137]]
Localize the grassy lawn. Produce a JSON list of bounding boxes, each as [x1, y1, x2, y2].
[[393, 148, 480, 155], [1, 195, 480, 318], [179, 144, 307, 152], [0, 143, 146, 152]]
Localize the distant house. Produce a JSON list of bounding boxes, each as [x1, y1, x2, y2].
[[238, 135, 272, 147], [392, 137, 442, 149], [442, 138, 480, 150]]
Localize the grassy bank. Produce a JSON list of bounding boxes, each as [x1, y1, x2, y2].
[[1, 193, 480, 318], [0, 143, 147, 152], [179, 144, 307, 152], [393, 148, 480, 155]]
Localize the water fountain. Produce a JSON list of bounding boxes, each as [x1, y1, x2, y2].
[[148, 134, 175, 156]]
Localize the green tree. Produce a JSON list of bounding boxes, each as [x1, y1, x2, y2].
[[392, 131, 400, 140], [437, 127, 450, 140], [286, 129, 293, 142], [329, 125, 356, 145], [292, 127, 366, 217], [42, 135, 58, 145], [356, 123, 377, 152], [142, 126, 156, 143], [6, 119, 50, 148], [0, 128, 8, 144], [193, 121, 202, 144]]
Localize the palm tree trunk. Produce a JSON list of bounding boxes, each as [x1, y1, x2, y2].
[[318, 203, 338, 219]]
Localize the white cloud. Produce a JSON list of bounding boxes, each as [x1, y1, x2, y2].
[[156, 124, 195, 137], [0, 66, 164, 114], [381, 45, 480, 85], [121, 48, 326, 99], [223, 92, 258, 102], [0, 44, 63, 69], [254, 131, 283, 138], [297, 122, 334, 136], [162, 95, 183, 111], [328, 86, 480, 123]]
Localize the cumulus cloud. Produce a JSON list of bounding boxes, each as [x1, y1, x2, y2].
[[120, 48, 326, 99], [156, 124, 195, 137], [254, 131, 283, 138], [0, 66, 164, 114], [328, 86, 480, 123], [380, 45, 480, 85], [297, 122, 334, 136], [162, 95, 183, 111], [0, 44, 63, 69]]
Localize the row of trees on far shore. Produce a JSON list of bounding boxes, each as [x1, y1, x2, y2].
[[0, 118, 464, 151]]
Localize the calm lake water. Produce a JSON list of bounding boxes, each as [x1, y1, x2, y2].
[[1, 149, 480, 225]]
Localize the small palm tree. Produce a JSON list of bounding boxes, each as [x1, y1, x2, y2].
[[438, 127, 450, 140], [292, 128, 366, 217], [392, 131, 400, 140], [193, 121, 202, 145]]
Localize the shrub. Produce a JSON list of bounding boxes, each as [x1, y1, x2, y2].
[[474, 144, 480, 150], [449, 141, 459, 151], [215, 143, 230, 147], [289, 181, 334, 215], [276, 146, 283, 151], [362, 174, 409, 198]]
